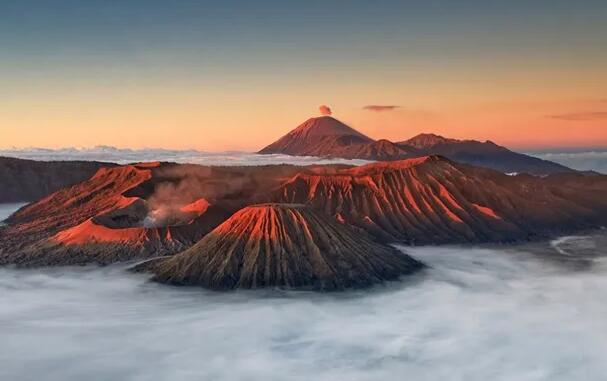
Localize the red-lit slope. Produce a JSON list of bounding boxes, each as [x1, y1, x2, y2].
[[2, 158, 606, 267], [5, 164, 154, 242], [274, 156, 607, 243], [137, 204, 422, 290], [0, 163, 221, 266], [0, 163, 314, 266]]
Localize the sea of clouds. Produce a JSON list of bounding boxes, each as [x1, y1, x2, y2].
[[1, 146, 606, 173], [1, 204, 607, 381], [529, 151, 607, 173], [0, 146, 370, 166]]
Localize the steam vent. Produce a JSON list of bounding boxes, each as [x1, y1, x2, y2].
[[138, 204, 423, 290]]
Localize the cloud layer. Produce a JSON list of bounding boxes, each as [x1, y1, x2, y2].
[[363, 105, 400, 112], [548, 111, 607, 121], [2, 230, 607, 380], [0, 146, 370, 166], [529, 151, 607, 173]]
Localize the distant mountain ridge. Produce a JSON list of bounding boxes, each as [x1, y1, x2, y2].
[[397, 133, 572, 174], [259, 116, 573, 175]]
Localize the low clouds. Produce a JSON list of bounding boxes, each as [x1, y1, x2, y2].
[[3, 242, 607, 380], [363, 105, 400, 112], [530, 151, 607, 174], [319, 105, 332, 116], [0, 147, 371, 166], [548, 111, 607, 121]]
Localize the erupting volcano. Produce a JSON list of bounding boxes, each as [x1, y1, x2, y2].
[[137, 203, 423, 290]]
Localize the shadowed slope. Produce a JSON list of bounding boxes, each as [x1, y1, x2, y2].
[[0, 156, 113, 203], [139, 204, 422, 290], [398, 133, 571, 175]]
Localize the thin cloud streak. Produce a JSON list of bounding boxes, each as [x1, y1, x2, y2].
[[548, 111, 607, 121], [363, 105, 400, 112]]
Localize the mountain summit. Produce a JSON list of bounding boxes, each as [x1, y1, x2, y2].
[[401, 133, 459, 150], [259, 116, 373, 157], [258, 116, 414, 160]]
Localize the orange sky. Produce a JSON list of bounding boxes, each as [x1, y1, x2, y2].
[[2, 1, 606, 151], [3, 84, 606, 151]]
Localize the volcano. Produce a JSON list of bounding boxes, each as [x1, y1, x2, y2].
[[2, 158, 606, 267], [258, 117, 572, 174], [274, 156, 607, 243], [259, 116, 415, 160], [137, 204, 422, 290], [0, 162, 316, 266]]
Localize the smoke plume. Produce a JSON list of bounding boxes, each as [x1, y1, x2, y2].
[[319, 105, 332, 116]]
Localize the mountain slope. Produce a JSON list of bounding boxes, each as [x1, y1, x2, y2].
[[0, 163, 314, 266], [274, 156, 607, 243], [2, 158, 606, 267], [0, 156, 113, 203], [137, 203, 422, 290], [398, 134, 571, 174]]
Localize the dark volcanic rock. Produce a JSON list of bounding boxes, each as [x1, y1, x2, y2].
[[137, 204, 423, 290], [0, 156, 113, 203]]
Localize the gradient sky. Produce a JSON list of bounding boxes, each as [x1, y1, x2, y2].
[[1, 0, 606, 151]]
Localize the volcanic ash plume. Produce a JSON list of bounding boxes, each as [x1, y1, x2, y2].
[[319, 105, 332, 116]]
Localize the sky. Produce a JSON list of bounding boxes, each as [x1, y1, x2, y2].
[[1, 0, 606, 151]]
